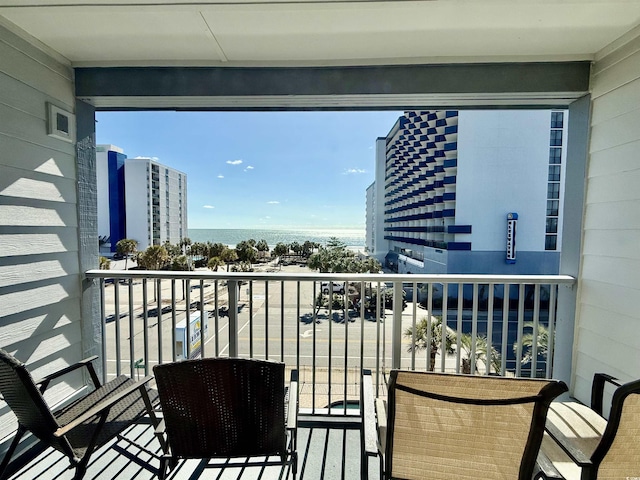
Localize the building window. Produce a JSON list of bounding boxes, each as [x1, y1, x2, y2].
[[545, 235, 557, 250], [545, 111, 564, 251], [550, 130, 563, 146], [551, 111, 564, 129]]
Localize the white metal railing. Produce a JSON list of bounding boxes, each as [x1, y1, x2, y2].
[[85, 269, 575, 414]]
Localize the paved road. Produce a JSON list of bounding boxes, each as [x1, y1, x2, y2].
[[101, 265, 441, 406]]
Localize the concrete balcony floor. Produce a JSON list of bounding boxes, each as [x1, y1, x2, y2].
[[6, 415, 370, 480]]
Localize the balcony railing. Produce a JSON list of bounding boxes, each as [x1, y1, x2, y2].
[[85, 269, 575, 415]]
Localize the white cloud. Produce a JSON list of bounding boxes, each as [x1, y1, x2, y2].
[[226, 159, 243, 165], [217, 175, 224, 179], [344, 168, 366, 175], [267, 200, 280, 204], [245, 165, 254, 171], [203, 205, 215, 209]]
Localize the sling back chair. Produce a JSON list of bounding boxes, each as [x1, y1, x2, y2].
[[361, 369, 567, 480], [0, 349, 158, 480], [541, 373, 640, 480], [153, 357, 298, 480]]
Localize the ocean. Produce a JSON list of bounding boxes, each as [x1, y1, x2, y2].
[[187, 228, 365, 249]]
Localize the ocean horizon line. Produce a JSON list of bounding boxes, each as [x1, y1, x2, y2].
[[187, 227, 366, 249]]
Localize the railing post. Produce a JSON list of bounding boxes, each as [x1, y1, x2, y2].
[[392, 281, 403, 369], [227, 280, 239, 357]]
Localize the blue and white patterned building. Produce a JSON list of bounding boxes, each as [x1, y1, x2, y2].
[[366, 110, 567, 275]]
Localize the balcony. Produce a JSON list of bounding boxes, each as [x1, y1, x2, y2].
[[3, 268, 574, 479]]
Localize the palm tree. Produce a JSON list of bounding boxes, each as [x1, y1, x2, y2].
[[235, 240, 257, 264], [137, 245, 169, 302], [115, 238, 137, 270], [256, 239, 269, 258], [99, 256, 111, 270], [273, 242, 289, 258], [405, 316, 455, 371], [515, 322, 550, 374], [301, 241, 314, 258], [289, 241, 301, 256], [458, 333, 501, 374], [137, 245, 169, 270], [208, 242, 227, 259], [220, 248, 238, 272], [207, 256, 224, 272]]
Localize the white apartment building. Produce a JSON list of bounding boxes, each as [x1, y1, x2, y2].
[[365, 183, 375, 254], [97, 145, 188, 252], [367, 110, 567, 275]]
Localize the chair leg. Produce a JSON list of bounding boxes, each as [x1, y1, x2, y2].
[[158, 456, 169, 480], [291, 452, 298, 480], [72, 461, 88, 480], [0, 425, 26, 479]]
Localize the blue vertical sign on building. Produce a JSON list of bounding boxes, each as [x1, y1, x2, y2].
[[506, 212, 518, 264]]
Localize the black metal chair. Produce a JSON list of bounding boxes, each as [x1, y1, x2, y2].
[[153, 357, 298, 479], [0, 349, 158, 480]]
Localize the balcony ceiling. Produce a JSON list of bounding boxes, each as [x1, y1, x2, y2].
[[1, 0, 640, 67]]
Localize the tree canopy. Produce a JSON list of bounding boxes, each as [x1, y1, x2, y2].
[[273, 242, 289, 257], [115, 238, 138, 269], [308, 240, 381, 274], [235, 240, 258, 263], [137, 245, 169, 270]]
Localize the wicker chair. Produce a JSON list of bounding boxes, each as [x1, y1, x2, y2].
[[153, 357, 298, 479], [0, 349, 158, 480], [361, 369, 567, 480], [542, 373, 640, 479]]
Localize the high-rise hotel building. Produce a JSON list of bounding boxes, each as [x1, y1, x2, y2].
[[366, 110, 567, 275], [97, 145, 187, 253]]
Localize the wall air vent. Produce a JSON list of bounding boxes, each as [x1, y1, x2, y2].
[[46, 102, 75, 143]]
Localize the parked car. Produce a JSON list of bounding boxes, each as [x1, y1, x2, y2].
[[321, 281, 345, 295]]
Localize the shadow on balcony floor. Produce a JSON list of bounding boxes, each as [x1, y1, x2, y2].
[[7, 416, 374, 480]]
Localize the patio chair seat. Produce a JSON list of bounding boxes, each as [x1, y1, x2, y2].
[[53, 375, 158, 460], [0, 349, 158, 480]]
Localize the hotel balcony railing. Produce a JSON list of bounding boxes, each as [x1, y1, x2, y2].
[[85, 269, 575, 415]]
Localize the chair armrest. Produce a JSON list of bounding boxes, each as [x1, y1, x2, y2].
[[54, 376, 155, 437], [545, 401, 605, 468], [591, 373, 621, 416], [35, 356, 101, 393], [361, 370, 378, 457], [534, 447, 565, 479], [286, 369, 298, 431]]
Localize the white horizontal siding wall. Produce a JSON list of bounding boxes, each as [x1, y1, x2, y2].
[[573, 27, 640, 404], [0, 23, 86, 441]]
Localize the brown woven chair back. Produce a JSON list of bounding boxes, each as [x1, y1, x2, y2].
[[0, 350, 66, 449], [154, 357, 286, 459], [386, 371, 567, 480]]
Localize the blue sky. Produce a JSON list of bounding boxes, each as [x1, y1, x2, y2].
[[96, 111, 403, 229]]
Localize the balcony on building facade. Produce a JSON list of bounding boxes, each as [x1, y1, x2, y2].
[[4, 269, 575, 479]]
